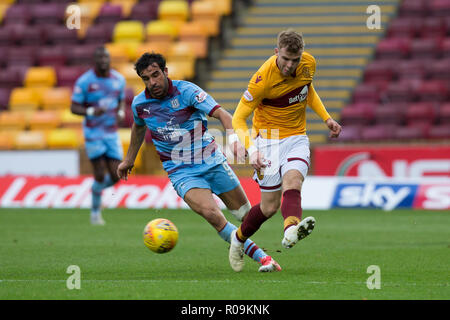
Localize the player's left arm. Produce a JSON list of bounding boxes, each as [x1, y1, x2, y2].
[[307, 83, 342, 138]]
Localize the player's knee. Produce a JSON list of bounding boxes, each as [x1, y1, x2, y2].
[[230, 202, 251, 222], [260, 201, 280, 217]]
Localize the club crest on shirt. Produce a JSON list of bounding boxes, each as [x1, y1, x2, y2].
[[171, 98, 180, 109], [195, 91, 207, 103], [301, 67, 311, 78]]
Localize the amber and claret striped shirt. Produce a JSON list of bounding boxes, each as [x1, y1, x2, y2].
[[232, 52, 331, 149]]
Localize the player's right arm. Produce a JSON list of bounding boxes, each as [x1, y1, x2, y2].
[[70, 77, 106, 116], [117, 122, 146, 181], [232, 72, 266, 171]]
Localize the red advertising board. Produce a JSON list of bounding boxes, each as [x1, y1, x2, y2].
[[0, 176, 262, 209], [314, 145, 450, 178]]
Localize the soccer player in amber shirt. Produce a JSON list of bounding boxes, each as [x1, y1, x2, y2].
[[229, 29, 341, 271]]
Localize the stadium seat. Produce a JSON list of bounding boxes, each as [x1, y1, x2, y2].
[[128, 1, 159, 23], [0, 110, 31, 131], [146, 20, 179, 42], [178, 22, 209, 59], [105, 42, 134, 67], [0, 66, 27, 89], [110, 0, 136, 18], [429, 0, 450, 17], [405, 102, 436, 126], [3, 4, 32, 25], [428, 58, 450, 80], [383, 81, 416, 103], [113, 20, 145, 43], [166, 60, 188, 80], [0, 88, 11, 111], [7, 46, 36, 67], [399, 0, 428, 17], [360, 125, 395, 141], [56, 65, 88, 87], [137, 40, 172, 58], [427, 125, 450, 139], [47, 128, 81, 149], [351, 84, 380, 103], [9, 87, 41, 111], [339, 103, 375, 126], [60, 109, 83, 128], [76, 1, 103, 29], [0, 130, 18, 150], [394, 125, 426, 140], [84, 22, 115, 44], [363, 61, 395, 83], [14, 130, 47, 150], [438, 103, 450, 124], [117, 63, 145, 95], [37, 46, 67, 68], [158, 0, 189, 22], [24, 67, 57, 88], [395, 59, 427, 81], [191, 0, 221, 36], [441, 38, 450, 58], [387, 18, 421, 38], [119, 128, 143, 169], [336, 125, 362, 143], [46, 25, 80, 45], [15, 24, 47, 46], [419, 80, 448, 102], [167, 41, 196, 79], [30, 3, 66, 25], [419, 17, 446, 38], [376, 38, 411, 60], [374, 105, 405, 125], [28, 110, 62, 131], [41, 87, 72, 110], [410, 38, 442, 59], [65, 44, 98, 66], [96, 3, 123, 24], [0, 25, 14, 46]]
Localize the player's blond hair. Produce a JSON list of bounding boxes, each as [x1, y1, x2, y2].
[[277, 29, 304, 54]]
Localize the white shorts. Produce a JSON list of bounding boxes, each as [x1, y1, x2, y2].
[[253, 135, 310, 192]]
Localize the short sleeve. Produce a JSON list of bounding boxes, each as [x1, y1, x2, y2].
[[239, 71, 265, 112], [185, 83, 220, 116], [131, 97, 146, 127], [71, 77, 86, 105]]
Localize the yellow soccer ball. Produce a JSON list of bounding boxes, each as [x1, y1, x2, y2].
[[143, 218, 178, 253]]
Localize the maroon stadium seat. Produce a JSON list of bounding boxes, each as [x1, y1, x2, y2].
[[427, 125, 450, 139], [336, 125, 362, 143], [0, 66, 27, 89], [0, 26, 15, 46], [395, 59, 427, 81], [84, 23, 115, 44], [56, 65, 88, 87], [65, 44, 98, 66], [429, 0, 450, 17], [340, 104, 375, 126], [352, 84, 380, 103], [438, 103, 450, 124], [419, 80, 448, 102], [3, 4, 32, 25], [399, 0, 428, 17], [6, 46, 37, 67], [129, 1, 160, 23], [394, 125, 426, 140], [361, 125, 396, 141], [363, 61, 395, 83], [410, 38, 442, 59], [405, 102, 437, 126], [18, 25, 47, 46], [46, 26, 80, 45], [441, 38, 450, 58], [0, 88, 11, 111], [373, 105, 405, 125], [96, 4, 123, 24], [376, 38, 411, 60], [428, 58, 450, 81], [383, 80, 422, 103], [419, 17, 447, 38], [37, 46, 67, 68], [387, 18, 422, 38], [30, 3, 66, 25]]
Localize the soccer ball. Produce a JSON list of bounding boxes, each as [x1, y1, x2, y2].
[[143, 218, 178, 254]]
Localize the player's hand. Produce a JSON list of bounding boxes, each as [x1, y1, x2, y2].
[[117, 160, 134, 181], [94, 106, 107, 116], [117, 109, 125, 125], [230, 141, 247, 164], [326, 118, 342, 139], [249, 150, 267, 171]]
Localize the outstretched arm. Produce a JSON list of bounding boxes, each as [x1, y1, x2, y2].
[[117, 123, 147, 180]]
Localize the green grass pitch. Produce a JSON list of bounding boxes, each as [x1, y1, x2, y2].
[[0, 208, 448, 300]]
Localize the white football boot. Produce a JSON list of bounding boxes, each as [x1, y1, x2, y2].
[[281, 216, 315, 249], [90, 210, 105, 226], [229, 230, 245, 272]]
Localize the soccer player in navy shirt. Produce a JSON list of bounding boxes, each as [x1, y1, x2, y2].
[[71, 47, 126, 225], [117, 53, 281, 272]]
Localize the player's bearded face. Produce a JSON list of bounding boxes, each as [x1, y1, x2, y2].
[[141, 63, 169, 99], [275, 47, 302, 77]]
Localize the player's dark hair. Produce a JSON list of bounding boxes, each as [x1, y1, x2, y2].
[[134, 52, 166, 77]]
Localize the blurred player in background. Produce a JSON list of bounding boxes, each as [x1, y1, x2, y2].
[[71, 46, 126, 225], [230, 29, 341, 270], [117, 52, 281, 272]]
